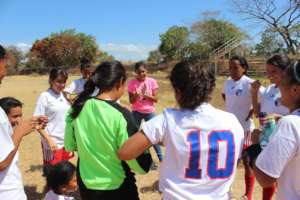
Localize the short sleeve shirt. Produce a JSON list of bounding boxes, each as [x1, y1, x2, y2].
[[34, 89, 70, 148], [0, 107, 26, 199], [128, 77, 158, 113], [256, 109, 300, 200], [142, 104, 244, 200], [64, 78, 99, 96], [259, 84, 289, 116], [222, 75, 262, 131]]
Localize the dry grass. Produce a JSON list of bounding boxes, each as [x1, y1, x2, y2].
[[0, 72, 266, 200]]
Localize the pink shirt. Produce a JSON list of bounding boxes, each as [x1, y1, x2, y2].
[[128, 77, 158, 113]]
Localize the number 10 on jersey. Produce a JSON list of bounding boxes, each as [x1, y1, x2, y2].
[[185, 130, 235, 179]]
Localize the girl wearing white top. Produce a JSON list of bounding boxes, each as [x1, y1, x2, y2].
[[34, 68, 72, 165], [254, 60, 300, 200], [222, 56, 261, 200], [251, 54, 291, 200], [0, 45, 47, 200]]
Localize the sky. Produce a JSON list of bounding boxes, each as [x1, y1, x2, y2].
[[0, 0, 267, 61]]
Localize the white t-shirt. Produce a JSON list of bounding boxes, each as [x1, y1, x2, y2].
[[44, 190, 74, 200], [256, 109, 300, 200], [0, 107, 26, 200], [64, 77, 99, 96], [259, 84, 289, 116], [222, 75, 261, 131], [142, 103, 244, 200], [34, 89, 70, 148]]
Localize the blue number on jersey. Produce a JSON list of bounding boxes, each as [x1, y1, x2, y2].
[[185, 130, 201, 179], [207, 131, 235, 179], [185, 130, 235, 179]]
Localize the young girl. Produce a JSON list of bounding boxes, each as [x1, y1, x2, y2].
[[64, 59, 99, 102], [222, 56, 261, 200], [254, 60, 300, 200], [34, 68, 72, 165], [64, 61, 152, 200], [43, 161, 77, 200], [250, 54, 290, 200], [118, 61, 244, 200], [0, 97, 23, 127], [128, 61, 163, 165]]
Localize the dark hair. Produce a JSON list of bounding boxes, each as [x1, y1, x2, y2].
[[49, 68, 68, 82], [284, 60, 300, 85], [170, 61, 216, 110], [71, 61, 127, 118], [80, 58, 91, 71], [134, 61, 146, 71], [43, 161, 76, 195], [230, 56, 250, 74], [0, 97, 23, 114], [266, 54, 291, 70], [0, 45, 6, 59]]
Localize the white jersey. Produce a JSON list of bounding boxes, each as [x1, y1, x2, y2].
[[64, 77, 99, 96], [222, 75, 260, 131], [256, 109, 300, 200], [0, 107, 26, 200], [44, 190, 74, 200], [34, 89, 70, 148], [259, 84, 289, 116], [142, 103, 244, 200]]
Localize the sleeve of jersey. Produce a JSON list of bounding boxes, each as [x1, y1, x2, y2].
[[0, 119, 14, 162], [255, 118, 298, 178], [117, 110, 152, 174], [64, 81, 76, 94], [141, 113, 165, 144], [64, 110, 77, 151], [33, 94, 46, 116]]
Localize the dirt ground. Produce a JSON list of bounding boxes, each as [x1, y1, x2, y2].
[[0, 71, 267, 200]]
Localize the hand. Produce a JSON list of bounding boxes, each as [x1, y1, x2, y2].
[[34, 116, 48, 130], [16, 118, 36, 136], [251, 80, 261, 96]]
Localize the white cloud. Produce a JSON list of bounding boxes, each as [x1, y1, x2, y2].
[[15, 43, 31, 52], [101, 43, 157, 61]]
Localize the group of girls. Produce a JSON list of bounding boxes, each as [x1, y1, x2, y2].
[[1, 39, 300, 200]]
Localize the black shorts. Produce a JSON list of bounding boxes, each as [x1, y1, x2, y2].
[[77, 166, 139, 200]]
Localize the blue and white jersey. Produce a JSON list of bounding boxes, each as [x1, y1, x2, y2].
[[259, 84, 289, 116], [142, 103, 244, 200]]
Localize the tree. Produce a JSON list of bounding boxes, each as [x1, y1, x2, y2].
[[191, 19, 246, 51], [147, 50, 164, 63], [231, 0, 300, 54], [255, 28, 286, 57], [6, 46, 25, 68], [28, 29, 108, 68], [159, 26, 190, 61]]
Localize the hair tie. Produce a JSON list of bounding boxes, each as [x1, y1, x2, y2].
[[293, 61, 300, 84]]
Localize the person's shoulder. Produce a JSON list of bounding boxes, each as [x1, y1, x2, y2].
[[146, 77, 157, 82], [242, 75, 254, 83]]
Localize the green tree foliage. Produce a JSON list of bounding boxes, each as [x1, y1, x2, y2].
[[191, 19, 245, 51], [255, 28, 286, 57], [29, 29, 102, 68], [147, 50, 164, 63], [159, 26, 189, 61]]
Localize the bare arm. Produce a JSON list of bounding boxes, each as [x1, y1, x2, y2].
[[143, 89, 158, 103], [221, 93, 226, 101], [254, 164, 277, 187], [0, 117, 47, 171], [118, 131, 152, 160], [37, 129, 57, 151], [251, 80, 261, 117]]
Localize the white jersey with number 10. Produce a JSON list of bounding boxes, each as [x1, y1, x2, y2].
[[142, 103, 244, 200]]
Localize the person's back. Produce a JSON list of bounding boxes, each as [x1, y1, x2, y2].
[[143, 104, 243, 200]]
